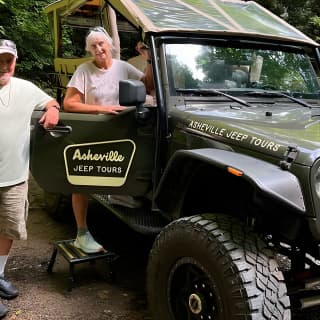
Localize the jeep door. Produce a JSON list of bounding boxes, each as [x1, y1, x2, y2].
[[30, 107, 155, 196]]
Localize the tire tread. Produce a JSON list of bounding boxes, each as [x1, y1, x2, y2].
[[147, 213, 291, 320]]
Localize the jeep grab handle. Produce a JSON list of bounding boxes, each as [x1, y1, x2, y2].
[[33, 124, 72, 135], [44, 125, 72, 134]]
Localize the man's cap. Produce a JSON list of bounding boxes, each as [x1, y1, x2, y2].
[[0, 39, 18, 58]]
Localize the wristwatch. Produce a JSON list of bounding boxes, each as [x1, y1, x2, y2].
[[50, 105, 60, 111]]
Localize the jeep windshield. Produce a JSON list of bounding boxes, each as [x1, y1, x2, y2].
[[165, 42, 320, 101]]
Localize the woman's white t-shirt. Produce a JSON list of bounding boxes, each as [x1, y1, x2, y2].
[[67, 59, 143, 105]]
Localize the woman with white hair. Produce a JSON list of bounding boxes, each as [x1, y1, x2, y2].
[[63, 26, 154, 254]]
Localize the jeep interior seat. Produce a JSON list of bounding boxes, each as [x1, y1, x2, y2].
[[232, 69, 249, 88]]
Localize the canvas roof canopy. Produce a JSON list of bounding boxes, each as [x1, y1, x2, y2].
[[45, 0, 318, 46], [109, 0, 318, 45]]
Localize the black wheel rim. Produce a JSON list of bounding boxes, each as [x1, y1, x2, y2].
[[168, 257, 221, 320]]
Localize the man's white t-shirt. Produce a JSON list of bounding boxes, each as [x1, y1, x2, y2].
[[67, 59, 143, 105], [0, 77, 53, 187]]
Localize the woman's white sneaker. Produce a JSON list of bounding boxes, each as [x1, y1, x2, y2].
[[73, 231, 104, 254]]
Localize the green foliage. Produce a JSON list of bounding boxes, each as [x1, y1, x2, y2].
[[310, 16, 320, 42], [251, 0, 320, 42], [0, 0, 54, 90]]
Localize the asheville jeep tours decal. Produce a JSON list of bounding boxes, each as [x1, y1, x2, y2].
[[187, 119, 282, 152], [64, 139, 136, 187]]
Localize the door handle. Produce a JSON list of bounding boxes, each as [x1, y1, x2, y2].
[[32, 124, 72, 137], [45, 125, 72, 134]]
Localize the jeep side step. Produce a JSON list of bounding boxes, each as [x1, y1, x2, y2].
[[299, 295, 320, 309], [288, 274, 320, 311], [91, 194, 168, 235]]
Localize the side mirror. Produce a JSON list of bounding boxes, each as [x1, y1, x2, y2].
[[119, 79, 146, 105], [119, 80, 150, 121]]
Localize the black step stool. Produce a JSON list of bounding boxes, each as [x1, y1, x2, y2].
[[47, 239, 118, 291]]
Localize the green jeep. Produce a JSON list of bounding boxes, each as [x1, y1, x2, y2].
[[30, 0, 320, 319]]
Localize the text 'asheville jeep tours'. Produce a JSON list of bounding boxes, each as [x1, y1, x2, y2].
[[30, 0, 320, 319]]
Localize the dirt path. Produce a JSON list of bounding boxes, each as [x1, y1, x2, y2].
[[2, 176, 151, 320], [5, 177, 318, 320]]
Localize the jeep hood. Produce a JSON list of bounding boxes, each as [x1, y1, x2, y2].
[[175, 103, 320, 164]]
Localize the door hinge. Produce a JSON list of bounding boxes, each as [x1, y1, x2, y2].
[[280, 146, 298, 170]]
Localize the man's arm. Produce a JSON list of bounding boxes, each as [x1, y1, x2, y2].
[[136, 42, 155, 95], [142, 62, 155, 96], [38, 99, 60, 129], [45, 99, 60, 111]]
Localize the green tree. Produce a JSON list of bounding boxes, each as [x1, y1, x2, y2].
[[251, 0, 320, 42], [0, 0, 53, 88]]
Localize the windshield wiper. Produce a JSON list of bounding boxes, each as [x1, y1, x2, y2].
[[176, 88, 253, 108], [246, 91, 313, 109]]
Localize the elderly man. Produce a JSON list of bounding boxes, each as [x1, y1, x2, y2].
[[0, 39, 60, 318]]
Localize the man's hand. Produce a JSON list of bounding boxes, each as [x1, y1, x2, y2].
[[136, 41, 150, 61], [39, 105, 59, 129]]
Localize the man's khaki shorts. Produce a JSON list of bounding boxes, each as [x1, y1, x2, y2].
[[0, 181, 28, 240]]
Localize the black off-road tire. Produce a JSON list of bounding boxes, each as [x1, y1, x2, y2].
[[147, 214, 291, 320], [44, 191, 72, 222]]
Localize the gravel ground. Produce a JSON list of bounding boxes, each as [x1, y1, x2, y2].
[[2, 176, 151, 320], [3, 175, 320, 320]]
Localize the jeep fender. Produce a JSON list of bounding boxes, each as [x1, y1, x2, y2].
[[155, 148, 305, 215]]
